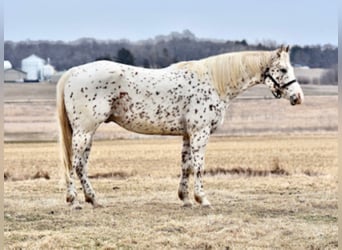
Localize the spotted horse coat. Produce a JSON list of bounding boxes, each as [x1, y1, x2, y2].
[[57, 46, 304, 209]]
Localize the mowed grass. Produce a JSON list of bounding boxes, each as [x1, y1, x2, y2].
[[4, 136, 338, 249]]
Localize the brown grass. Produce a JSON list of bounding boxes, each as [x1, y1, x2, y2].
[[203, 165, 289, 177], [4, 136, 338, 249], [89, 171, 135, 179], [4, 170, 50, 182]]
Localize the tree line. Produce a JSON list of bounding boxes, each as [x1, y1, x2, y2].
[[5, 30, 337, 72]]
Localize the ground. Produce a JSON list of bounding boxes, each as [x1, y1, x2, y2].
[[4, 83, 338, 249], [4, 137, 338, 249]]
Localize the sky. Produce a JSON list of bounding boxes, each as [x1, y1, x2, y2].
[[4, 0, 338, 46]]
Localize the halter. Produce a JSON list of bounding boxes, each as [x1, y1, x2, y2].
[[264, 69, 297, 99]]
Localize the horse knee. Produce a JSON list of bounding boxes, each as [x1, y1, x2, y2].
[[75, 164, 85, 179]]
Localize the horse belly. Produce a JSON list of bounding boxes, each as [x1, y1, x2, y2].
[[108, 103, 186, 135]]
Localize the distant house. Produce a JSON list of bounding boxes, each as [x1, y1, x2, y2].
[[4, 68, 27, 82]]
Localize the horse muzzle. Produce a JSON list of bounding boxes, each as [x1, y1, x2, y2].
[[290, 93, 302, 105]]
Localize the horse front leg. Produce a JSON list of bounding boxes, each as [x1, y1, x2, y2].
[[178, 135, 193, 207], [190, 127, 211, 207]]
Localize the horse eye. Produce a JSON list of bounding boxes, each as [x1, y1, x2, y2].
[[280, 68, 287, 74]]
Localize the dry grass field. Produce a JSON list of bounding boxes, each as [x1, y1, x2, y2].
[[4, 83, 338, 141], [4, 83, 338, 249], [4, 137, 338, 249]]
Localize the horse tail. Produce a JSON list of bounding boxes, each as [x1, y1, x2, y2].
[[57, 70, 73, 185]]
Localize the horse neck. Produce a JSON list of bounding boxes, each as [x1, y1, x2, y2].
[[203, 51, 273, 100], [225, 70, 263, 100]]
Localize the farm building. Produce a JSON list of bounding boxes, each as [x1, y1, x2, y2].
[[4, 60, 12, 70], [21, 54, 45, 82], [42, 59, 56, 81], [21, 54, 56, 82], [4, 68, 27, 82]]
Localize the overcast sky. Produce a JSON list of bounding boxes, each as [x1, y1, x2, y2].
[[4, 0, 338, 46]]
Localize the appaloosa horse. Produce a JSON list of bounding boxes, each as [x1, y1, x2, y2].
[[57, 45, 303, 209]]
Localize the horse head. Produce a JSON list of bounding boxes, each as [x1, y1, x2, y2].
[[263, 45, 304, 105]]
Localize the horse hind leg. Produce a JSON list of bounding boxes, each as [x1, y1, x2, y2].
[[71, 130, 102, 208], [178, 136, 193, 207], [66, 167, 81, 209]]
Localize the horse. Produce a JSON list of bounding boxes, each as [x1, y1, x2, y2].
[[57, 45, 304, 209]]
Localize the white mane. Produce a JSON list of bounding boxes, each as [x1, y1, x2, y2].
[[174, 50, 275, 97]]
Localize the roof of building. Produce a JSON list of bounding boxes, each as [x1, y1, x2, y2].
[[5, 68, 27, 74], [22, 54, 45, 63]]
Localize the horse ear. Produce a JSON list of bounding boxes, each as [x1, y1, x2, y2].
[[276, 45, 284, 57], [285, 45, 290, 53]]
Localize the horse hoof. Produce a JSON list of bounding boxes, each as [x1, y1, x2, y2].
[[201, 198, 212, 209], [92, 202, 104, 208], [93, 204, 104, 209], [70, 201, 82, 210], [182, 201, 193, 208], [85, 196, 102, 207], [202, 204, 214, 210]]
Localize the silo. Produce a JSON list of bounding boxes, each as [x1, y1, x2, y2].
[[21, 54, 45, 82], [4, 60, 12, 70], [42, 63, 55, 81]]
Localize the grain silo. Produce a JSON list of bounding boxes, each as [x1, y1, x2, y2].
[[4, 60, 12, 70], [21, 54, 45, 82], [42, 58, 55, 81]]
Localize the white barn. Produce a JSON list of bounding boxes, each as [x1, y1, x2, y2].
[[21, 54, 45, 82]]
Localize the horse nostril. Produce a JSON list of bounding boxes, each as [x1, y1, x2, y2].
[[290, 94, 301, 105], [290, 93, 302, 105], [296, 93, 302, 104]]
